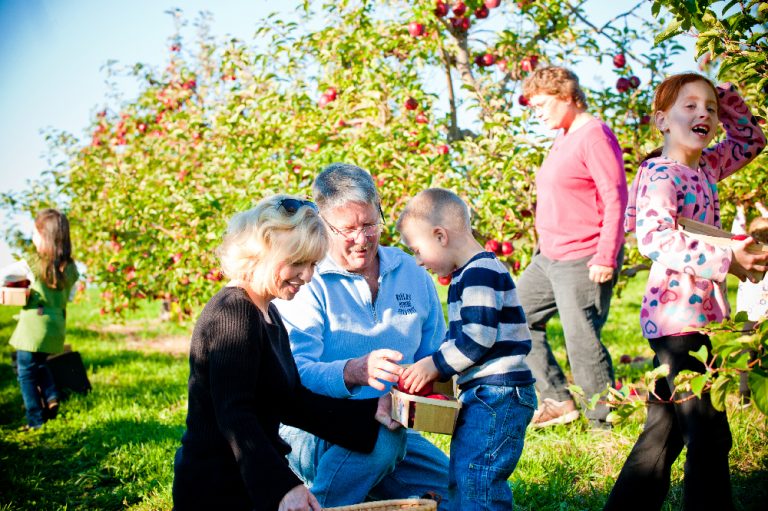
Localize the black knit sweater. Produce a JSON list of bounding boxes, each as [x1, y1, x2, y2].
[[172, 286, 380, 510]]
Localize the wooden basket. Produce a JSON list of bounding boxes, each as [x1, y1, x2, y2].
[[323, 498, 437, 510]]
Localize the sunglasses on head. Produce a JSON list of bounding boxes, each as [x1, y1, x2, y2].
[[276, 198, 318, 215]]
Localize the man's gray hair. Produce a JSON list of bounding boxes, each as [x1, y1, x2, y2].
[[312, 163, 381, 212]]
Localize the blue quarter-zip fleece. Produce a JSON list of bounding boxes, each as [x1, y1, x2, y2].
[[274, 246, 446, 400]]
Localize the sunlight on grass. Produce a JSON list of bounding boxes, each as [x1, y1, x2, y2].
[[1, 279, 766, 510]]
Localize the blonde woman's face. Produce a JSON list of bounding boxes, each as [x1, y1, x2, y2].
[[272, 259, 316, 301]]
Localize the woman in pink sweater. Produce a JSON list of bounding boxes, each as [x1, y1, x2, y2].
[[517, 66, 628, 429], [605, 74, 766, 511]]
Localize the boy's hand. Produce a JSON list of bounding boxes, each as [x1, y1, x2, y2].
[[400, 357, 439, 394]]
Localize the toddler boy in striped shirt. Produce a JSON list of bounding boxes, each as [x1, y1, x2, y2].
[[397, 188, 536, 510]]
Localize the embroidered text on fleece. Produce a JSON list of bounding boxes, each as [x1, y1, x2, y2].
[[432, 252, 534, 390]]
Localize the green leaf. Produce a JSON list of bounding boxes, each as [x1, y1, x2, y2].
[[734, 310, 751, 323], [690, 345, 709, 366], [654, 19, 684, 44], [710, 374, 731, 412], [690, 374, 709, 397], [748, 369, 768, 416]]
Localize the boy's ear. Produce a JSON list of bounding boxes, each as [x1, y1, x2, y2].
[[655, 110, 668, 133], [433, 226, 449, 246]]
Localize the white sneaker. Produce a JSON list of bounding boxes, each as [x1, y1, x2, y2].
[[531, 398, 580, 428]]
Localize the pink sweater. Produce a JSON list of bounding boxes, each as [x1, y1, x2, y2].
[[535, 118, 628, 267], [625, 84, 766, 339]]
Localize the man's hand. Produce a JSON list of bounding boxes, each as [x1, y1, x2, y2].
[[343, 349, 404, 391], [375, 393, 402, 431], [399, 357, 439, 394], [588, 264, 614, 284]]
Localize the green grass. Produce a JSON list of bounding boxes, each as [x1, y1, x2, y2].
[[1, 277, 767, 510]]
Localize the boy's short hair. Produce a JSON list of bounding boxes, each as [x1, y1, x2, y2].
[[396, 188, 471, 233], [748, 217, 768, 244]]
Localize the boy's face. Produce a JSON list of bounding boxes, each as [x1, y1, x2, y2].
[[400, 219, 453, 277]]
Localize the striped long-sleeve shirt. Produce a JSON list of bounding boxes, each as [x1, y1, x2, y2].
[[432, 251, 534, 390]]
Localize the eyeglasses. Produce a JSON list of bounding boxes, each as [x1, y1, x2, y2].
[[276, 198, 318, 215], [322, 218, 383, 241], [528, 95, 557, 113]]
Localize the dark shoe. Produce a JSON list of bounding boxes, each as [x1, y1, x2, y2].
[[44, 400, 59, 420]]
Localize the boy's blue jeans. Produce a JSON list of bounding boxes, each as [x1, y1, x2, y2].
[[16, 350, 58, 428], [450, 384, 536, 511], [280, 424, 450, 509]]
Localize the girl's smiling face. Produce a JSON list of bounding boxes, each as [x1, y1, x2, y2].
[[657, 80, 719, 162]]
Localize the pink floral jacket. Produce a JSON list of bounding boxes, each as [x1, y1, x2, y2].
[[625, 84, 766, 338]]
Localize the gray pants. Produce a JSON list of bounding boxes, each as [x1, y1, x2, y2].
[[516, 248, 622, 421]]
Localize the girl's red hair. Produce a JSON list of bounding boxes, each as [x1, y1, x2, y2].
[[652, 72, 719, 115]]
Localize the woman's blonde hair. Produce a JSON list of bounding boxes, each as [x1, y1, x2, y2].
[[522, 66, 587, 110], [217, 195, 328, 297]]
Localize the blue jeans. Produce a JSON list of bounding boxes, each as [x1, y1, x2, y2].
[[516, 250, 622, 421], [280, 424, 450, 509], [450, 384, 536, 511], [16, 350, 58, 428]]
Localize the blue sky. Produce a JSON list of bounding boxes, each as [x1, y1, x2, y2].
[[0, 0, 698, 265]]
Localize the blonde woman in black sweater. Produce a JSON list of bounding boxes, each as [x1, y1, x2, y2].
[[173, 195, 398, 511]]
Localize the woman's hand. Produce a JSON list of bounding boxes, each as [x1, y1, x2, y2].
[[588, 264, 614, 284], [375, 393, 402, 431], [343, 349, 404, 390], [278, 484, 321, 511], [729, 237, 768, 283]]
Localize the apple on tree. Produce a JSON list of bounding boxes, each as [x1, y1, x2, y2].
[[408, 22, 425, 37], [616, 77, 630, 93], [437, 144, 450, 155], [405, 97, 419, 111], [434, 1, 449, 17], [452, 1, 467, 16], [474, 5, 489, 18], [501, 241, 514, 255], [485, 0, 502, 7], [485, 239, 501, 254], [613, 53, 626, 68], [628, 75, 640, 89]]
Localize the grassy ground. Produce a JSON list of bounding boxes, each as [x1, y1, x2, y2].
[[1, 276, 766, 510]]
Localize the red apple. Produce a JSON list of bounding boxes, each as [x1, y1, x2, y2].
[[450, 16, 470, 31], [425, 393, 449, 400], [415, 112, 429, 124], [501, 241, 514, 255], [437, 274, 452, 286], [485, 239, 501, 254], [408, 22, 425, 37], [137, 122, 147, 133], [485, 0, 501, 7], [496, 59, 508, 72], [318, 94, 333, 108], [613, 53, 626, 68], [628, 75, 640, 89], [619, 354, 632, 364], [633, 356, 646, 363], [639, 114, 651, 125], [172, 252, 183, 264], [405, 97, 419, 111], [616, 77, 630, 93], [325, 87, 338, 101], [615, 380, 623, 391], [474, 6, 489, 18], [518, 95, 529, 106], [437, 144, 450, 155], [731, 234, 749, 241], [452, 1, 467, 16], [520, 55, 538, 72], [434, 1, 449, 17], [512, 260, 521, 273]]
